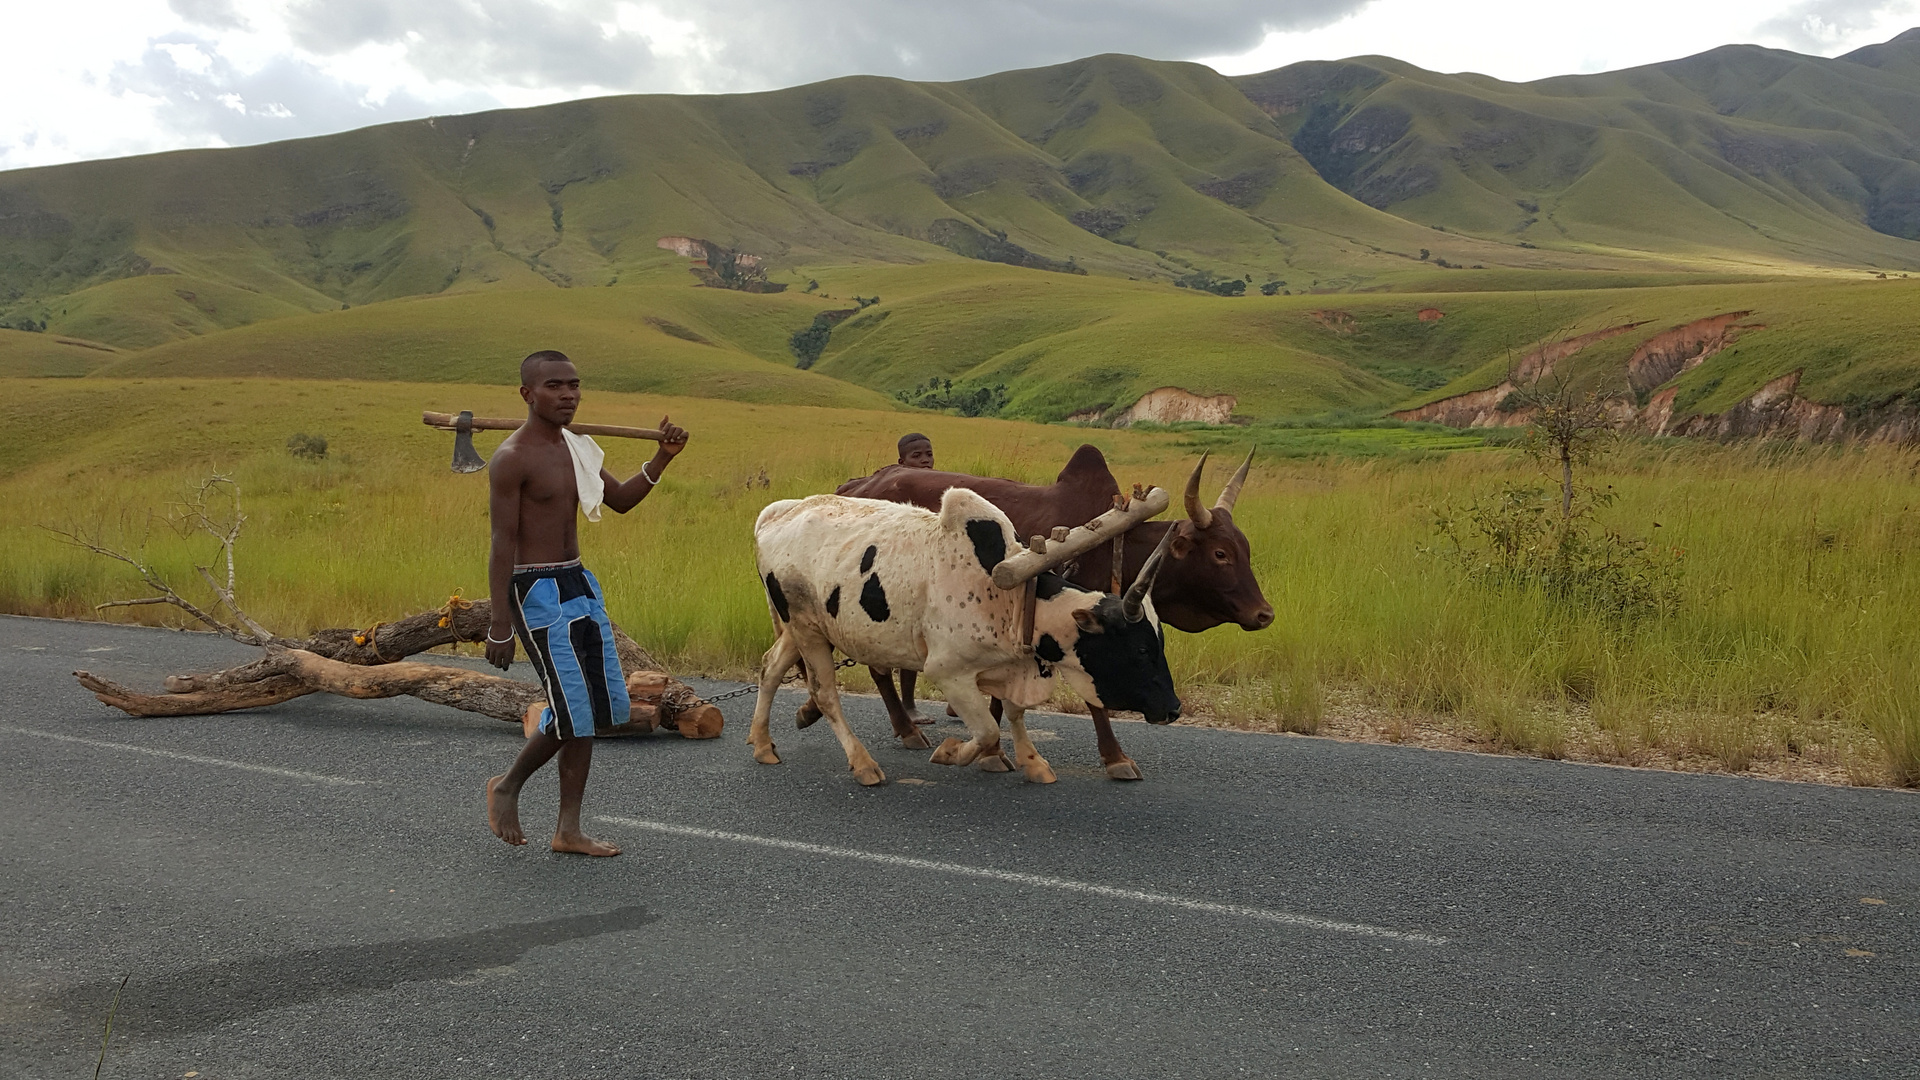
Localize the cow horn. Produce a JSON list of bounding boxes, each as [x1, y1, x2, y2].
[[1184, 452, 1213, 530], [1214, 448, 1253, 513], [1122, 526, 1177, 623]]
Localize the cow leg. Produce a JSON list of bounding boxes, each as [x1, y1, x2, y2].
[[1090, 706, 1144, 780], [1003, 704, 1056, 784], [798, 642, 885, 786], [795, 659, 821, 728], [898, 670, 933, 726], [869, 666, 930, 750], [928, 681, 1011, 772], [749, 634, 802, 766]]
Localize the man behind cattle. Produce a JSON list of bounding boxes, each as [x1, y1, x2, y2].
[[897, 432, 933, 470], [483, 350, 689, 856], [827, 432, 936, 728]]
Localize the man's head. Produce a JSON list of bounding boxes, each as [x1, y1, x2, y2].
[[897, 433, 933, 469], [519, 350, 580, 426]]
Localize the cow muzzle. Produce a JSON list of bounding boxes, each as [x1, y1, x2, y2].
[[1145, 703, 1181, 725], [1242, 606, 1275, 631]]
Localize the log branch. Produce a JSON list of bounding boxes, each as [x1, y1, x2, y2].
[[75, 671, 315, 716]]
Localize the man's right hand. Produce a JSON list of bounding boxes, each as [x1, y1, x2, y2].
[[486, 625, 516, 670]]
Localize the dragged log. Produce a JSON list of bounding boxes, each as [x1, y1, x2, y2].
[[77, 598, 721, 739]]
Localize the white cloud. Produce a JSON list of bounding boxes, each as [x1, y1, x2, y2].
[[1201, 0, 1919, 82], [2, 0, 1915, 171]]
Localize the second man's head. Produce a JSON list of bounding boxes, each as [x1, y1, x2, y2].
[[897, 433, 933, 470]]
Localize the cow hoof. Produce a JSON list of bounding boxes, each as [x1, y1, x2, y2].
[[898, 730, 932, 750], [796, 702, 821, 729], [1022, 760, 1058, 784], [753, 745, 782, 765], [929, 737, 967, 765], [976, 751, 1013, 773], [853, 763, 887, 786], [1104, 760, 1145, 781]]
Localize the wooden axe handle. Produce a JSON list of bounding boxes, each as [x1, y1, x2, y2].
[[422, 411, 665, 441]]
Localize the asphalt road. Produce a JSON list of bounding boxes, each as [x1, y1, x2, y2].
[[3, 615, 1916, 1079]]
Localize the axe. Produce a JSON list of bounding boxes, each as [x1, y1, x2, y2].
[[423, 411, 666, 473]]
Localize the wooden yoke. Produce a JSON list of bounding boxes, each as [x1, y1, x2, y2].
[[1017, 535, 1045, 650], [990, 485, 1171, 591]]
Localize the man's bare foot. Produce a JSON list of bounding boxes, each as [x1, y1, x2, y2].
[[486, 776, 526, 845], [551, 831, 621, 857]]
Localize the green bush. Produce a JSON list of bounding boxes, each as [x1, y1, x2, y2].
[[1171, 268, 1246, 296], [1428, 482, 1684, 620], [895, 377, 1011, 417], [286, 433, 329, 460]]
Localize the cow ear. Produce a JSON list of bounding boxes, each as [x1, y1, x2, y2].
[[1169, 533, 1193, 559], [1071, 607, 1102, 632]]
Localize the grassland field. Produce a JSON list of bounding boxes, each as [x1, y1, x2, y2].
[[5, 377, 1916, 788], [14, 260, 1920, 433]]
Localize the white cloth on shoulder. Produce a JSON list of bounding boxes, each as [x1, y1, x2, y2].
[[561, 428, 606, 522]]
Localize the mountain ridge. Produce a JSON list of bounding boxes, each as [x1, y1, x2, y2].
[[5, 31, 1919, 347]]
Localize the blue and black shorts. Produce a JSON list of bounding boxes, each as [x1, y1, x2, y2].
[[509, 559, 630, 739]]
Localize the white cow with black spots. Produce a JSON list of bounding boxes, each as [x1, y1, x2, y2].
[[749, 488, 1180, 785]]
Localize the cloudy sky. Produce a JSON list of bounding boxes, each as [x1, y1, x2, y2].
[[5, 0, 1915, 171]]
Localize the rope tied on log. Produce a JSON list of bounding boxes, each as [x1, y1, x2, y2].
[[351, 621, 397, 662], [435, 593, 478, 637]]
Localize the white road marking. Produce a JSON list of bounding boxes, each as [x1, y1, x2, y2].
[[598, 815, 1447, 945], [2, 728, 370, 786]]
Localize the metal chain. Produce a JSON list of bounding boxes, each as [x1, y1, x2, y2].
[[701, 657, 856, 705]]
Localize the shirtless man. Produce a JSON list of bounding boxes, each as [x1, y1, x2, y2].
[[483, 350, 688, 856]]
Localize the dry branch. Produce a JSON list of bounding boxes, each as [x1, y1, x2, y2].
[[75, 671, 314, 716]]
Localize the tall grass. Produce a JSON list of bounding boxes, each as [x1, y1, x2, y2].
[[4, 378, 1917, 785]]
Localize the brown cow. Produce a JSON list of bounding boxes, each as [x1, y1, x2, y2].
[[816, 444, 1272, 778]]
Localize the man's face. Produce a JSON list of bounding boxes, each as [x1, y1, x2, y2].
[[521, 360, 581, 425], [900, 440, 934, 469]]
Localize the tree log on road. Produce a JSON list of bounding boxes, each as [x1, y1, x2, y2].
[[73, 599, 722, 739]]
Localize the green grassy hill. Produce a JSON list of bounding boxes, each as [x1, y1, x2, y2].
[[4, 32, 1920, 434], [97, 280, 897, 410], [1242, 30, 1920, 272], [79, 255, 1918, 431], [0, 328, 122, 377], [7, 33, 1920, 354]]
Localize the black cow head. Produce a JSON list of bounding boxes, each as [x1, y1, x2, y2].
[[1064, 596, 1182, 723], [1039, 532, 1183, 724]]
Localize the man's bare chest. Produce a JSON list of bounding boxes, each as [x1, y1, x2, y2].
[[518, 449, 578, 507]]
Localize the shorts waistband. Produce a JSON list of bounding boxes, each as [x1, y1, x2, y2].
[[512, 557, 583, 573]]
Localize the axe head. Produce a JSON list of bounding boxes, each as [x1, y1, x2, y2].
[[451, 411, 488, 473]]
